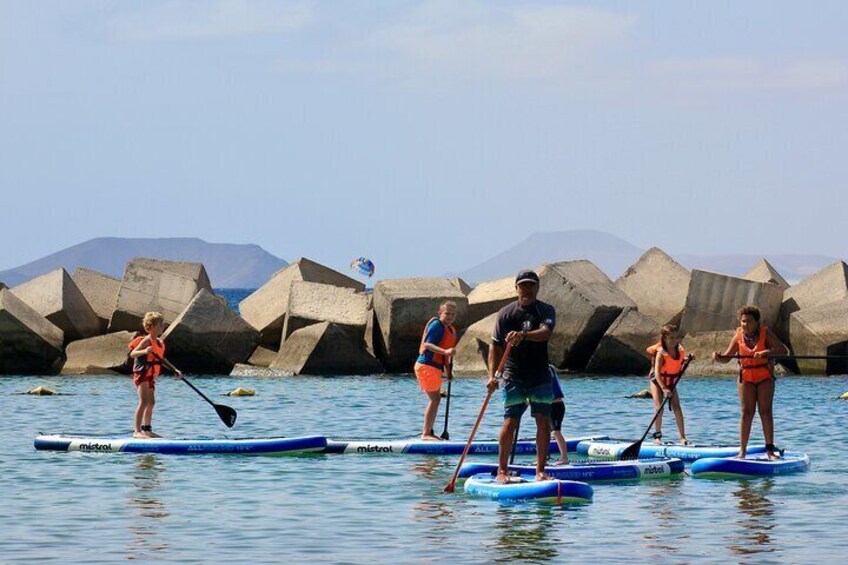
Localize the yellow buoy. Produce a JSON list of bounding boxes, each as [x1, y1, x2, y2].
[[228, 387, 255, 397], [839, 391, 848, 400], [28, 386, 56, 396], [627, 389, 652, 399]]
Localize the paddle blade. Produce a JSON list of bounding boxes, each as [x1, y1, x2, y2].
[[440, 430, 450, 440], [215, 404, 237, 428], [619, 441, 641, 461]]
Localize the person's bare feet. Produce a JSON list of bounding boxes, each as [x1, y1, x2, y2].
[[144, 430, 162, 439], [535, 472, 554, 482], [735, 452, 747, 459], [133, 431, 146, 439], [421, 434, 442, 441], [551, 458, 570, 466], [495, 472, 511, 484]]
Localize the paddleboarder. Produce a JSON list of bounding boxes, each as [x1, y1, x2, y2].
[[128, 312, 182, 438], [487, 270, 557, 482], [712, 305, 788, 460], [414, 301, 458, 441], [648, 325, 692, 446]]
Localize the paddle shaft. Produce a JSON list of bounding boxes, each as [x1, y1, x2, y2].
[[725, 354, 848, 360], [444, 342, 513, 493], [440, 360, 453, 440]]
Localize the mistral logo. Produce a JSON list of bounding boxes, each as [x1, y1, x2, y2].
[[78, 442, 114, 452], [356, 445, 394, 453]]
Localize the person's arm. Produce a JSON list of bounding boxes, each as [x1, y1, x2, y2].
[[712, 335, 739, 363], [129, 336, 152, 359], [759, 328, 789, 358], [420, 321, 455, 357]]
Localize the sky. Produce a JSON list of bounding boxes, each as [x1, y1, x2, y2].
[[1, 1, 846, 279]]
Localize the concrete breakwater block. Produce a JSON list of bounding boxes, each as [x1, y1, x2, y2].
[[282, 282, 369, 344], [0, 288, 64, 375], [542, 261, 637, 371], [585, 308, 661, 375], [450, 278, 473, 296], [72, 268, 121, 333], [372, 278, 468, 373], [788, 297, 848, 375], [163, 289, 260, 374], [615, 247, 690, 326], [680, 270, 784, 335], [780, 261, 848, 333], [270, 321, 384, 376], [239, 258, 364, 348], [246, 345, 278, 368], [466, 276, 515, 327], [743, 259, 791, 291], [453, 312, 497, 374], [109, 258, 213, 332], [11, 268, 101, 343], [61, 331, 136, 375]]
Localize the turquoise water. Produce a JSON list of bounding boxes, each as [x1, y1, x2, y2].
[[3, 373, 847, 564]]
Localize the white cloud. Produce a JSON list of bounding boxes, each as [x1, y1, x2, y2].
[[107, 0, 313, 41], [368, 2, 638, 79]]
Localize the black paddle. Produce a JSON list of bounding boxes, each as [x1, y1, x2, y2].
[[619, 355, 693, 461], [440, 360, 453, 440], [509, 416, 521, 465], [152, 352, 237, 428]]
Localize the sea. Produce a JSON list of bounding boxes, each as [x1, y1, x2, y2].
[[2, 289, 847, 563]]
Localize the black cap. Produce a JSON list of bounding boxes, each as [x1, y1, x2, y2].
[[515, 270, 539, 285]]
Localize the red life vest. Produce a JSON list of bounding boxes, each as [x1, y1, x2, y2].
[[418, 317, 457, 368], [656, 345, 686, 387], [129, 335, 165, 379], [736, 325, 771, 383]]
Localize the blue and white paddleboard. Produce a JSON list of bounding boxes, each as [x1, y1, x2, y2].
[[324, 435, 607, 455], [691, 452, 810, 478], [576, 439, 768, 461], [464, 474, 593, 503], [458, 457, 684, 482], [34, 434, 327, 456]]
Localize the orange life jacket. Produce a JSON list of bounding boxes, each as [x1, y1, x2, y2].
[[737, 325, 772, 383], [129, 335, 165, 379], [656, 345, 686, 387], [418, 317, 457, 368]]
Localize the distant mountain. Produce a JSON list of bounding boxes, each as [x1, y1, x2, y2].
[[0, 237, 288, 288], [450, 230, 840, 285], [450, 230, 644, 284]]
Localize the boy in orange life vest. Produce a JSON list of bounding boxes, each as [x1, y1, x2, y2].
[[128, 312, 182, 438], [712, 305, 788, 460], [648, 325, 693, 446], [414, 301, 458, 441]]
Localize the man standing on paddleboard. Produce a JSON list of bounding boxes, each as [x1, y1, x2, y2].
[[487, 270, 556, 483]]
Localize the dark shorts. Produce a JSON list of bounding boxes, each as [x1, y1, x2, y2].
[[550, 401, 565, 431], [502, 380, 553, 420]]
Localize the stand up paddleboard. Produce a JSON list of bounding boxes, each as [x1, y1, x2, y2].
[[577, 439, 768, 461], [464, 474, 593, 503], [691, 452, 810, 478], [458, 457, 684, 482], [34, 434, 327, 456], [324, 435, 607, 455]]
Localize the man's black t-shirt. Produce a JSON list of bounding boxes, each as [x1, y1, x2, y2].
[[492, 300, 556, 386]]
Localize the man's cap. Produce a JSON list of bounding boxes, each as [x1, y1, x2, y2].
[[515, 270, 540, 285]]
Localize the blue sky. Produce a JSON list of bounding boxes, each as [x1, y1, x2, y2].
[[1, 1, 846, 279]]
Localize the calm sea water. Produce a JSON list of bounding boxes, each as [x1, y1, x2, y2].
[[2, 372, 847, 564]]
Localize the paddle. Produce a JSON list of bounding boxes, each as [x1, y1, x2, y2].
[[509, 417, 521, 465], [444, 342, 513, 493], [152, 352, 238, 428], [619, 355, 693, 461], [440, 360, 453, 440]]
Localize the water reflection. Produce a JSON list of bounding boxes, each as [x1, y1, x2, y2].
[[642, 479, 689, 554], [411, 457, 455, 535], [127, 454, 169, 558], [492, 505, 559, 563], [729, 478, 778, 556]]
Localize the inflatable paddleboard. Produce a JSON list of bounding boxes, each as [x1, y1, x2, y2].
[[458, 457, 684, 482], [324, 435, 607, 455], [34, 434, 327, 456], [464, 474, 593, 503], [577, 439, 768, 461], [691, 452, 810, 478]]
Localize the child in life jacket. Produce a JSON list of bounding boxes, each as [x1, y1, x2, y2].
[[647, 325, 693, 445], [128, 312, 181, 438], [414, 301, 458, 440]]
